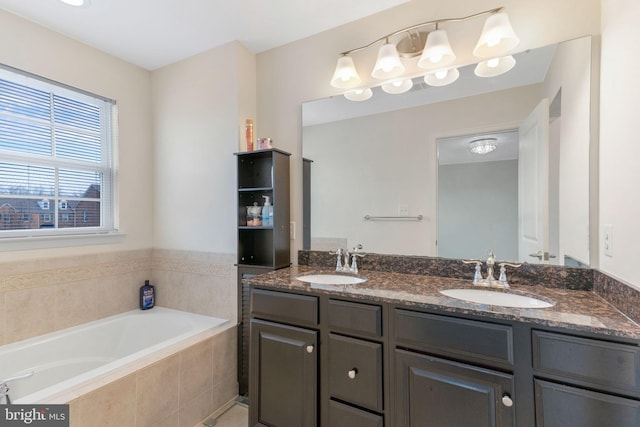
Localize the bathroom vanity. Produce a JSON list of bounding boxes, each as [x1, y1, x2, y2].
[[245, 264, 640, 427]]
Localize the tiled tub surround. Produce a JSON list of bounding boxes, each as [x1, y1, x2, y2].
[[0, 249, 153, 346], [65, 324, 238, 427], [299, 250, 640, 324], [0, 248, 238, 345], [151, 249, 237, 323], [0, 248, 239, 426], [1, 308, 228, 403], [248, 263, 640, 340]]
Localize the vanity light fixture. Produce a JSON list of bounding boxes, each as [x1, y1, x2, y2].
[[344, 87, 373, 102], [469, 138, 498, 155], [331, 6, 520, 101], [474, 55, 516, 77], [381, 78, 414, 94]]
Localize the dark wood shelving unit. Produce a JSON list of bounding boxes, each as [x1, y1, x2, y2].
[[235, 148, 291, 397]]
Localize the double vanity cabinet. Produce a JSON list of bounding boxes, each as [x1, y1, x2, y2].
[[246, 267, 640, 427]]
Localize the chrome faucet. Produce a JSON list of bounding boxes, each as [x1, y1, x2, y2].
[[330, 245, 366, 274], [463, 250, 520, 289], [0, 371, 34, 405]]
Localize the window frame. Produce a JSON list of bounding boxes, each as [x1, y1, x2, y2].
[[0, 64, 122, 249]]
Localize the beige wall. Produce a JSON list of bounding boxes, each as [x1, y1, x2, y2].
[[151, 41, 256, 254], [0, 9, 154, 262], [599, 0, 640, 288], [255, 0, 601, 264]]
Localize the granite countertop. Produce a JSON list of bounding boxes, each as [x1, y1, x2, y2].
[[243, 265, 640, 340]]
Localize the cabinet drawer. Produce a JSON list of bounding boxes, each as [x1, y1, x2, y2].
[[328, 299, 382, 338], [251, 288, 318, 326], [534, 379, 640, 427], [532, 330, 640, 395], [328, 333, 383, 412], [395, 309, 514, 366], [328, 400, 384, 427]]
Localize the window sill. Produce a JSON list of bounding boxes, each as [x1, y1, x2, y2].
[[0, 231, 126, 252]]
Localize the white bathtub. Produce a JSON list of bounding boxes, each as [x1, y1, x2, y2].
[[0, 307, 228, 404]]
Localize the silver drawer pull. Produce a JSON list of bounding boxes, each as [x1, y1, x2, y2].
[[501, 394, 513, 407], [348, 369, 358, 379], [306, 345, 314, 354]]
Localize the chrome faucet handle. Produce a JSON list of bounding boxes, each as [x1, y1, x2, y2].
[[329, 248, 344, 271], [498, 262, 522, 287], [462, 259, 483, 284]]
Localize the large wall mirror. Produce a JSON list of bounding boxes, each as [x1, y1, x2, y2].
[[302, 36, 593, 266]]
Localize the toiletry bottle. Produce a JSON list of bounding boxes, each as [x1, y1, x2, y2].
[[262, 195, 273, 226], [139, 280, 155, 310], [245, 119, 254, 151]]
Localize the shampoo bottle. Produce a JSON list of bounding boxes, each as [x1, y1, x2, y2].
[[139, 280, 155, 310], [262, 195, 273, 226]]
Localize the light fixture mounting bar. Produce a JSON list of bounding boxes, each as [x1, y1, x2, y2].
[[339, 6, 504, 56]]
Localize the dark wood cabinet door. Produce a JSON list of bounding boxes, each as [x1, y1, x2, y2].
[[249, 319, 318, 427], [534, 379, 640, 427], [395, 349, 516, 427]]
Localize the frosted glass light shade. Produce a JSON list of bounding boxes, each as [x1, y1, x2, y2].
[[371, 43, 405, 79], [474, 55, 516, 77], [381, 79, 413, 94], [424, 67, 460, 86], [469, 138, 497, 154], [344, 88, 373, 101], [473, 12, 520, 58], [330, 55, 362, 89], [418, 29, 456, 69]]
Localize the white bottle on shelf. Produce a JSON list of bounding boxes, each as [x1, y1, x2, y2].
[[262, 195, 273, 227]]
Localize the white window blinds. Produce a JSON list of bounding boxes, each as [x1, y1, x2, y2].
[[0, 66, 116, 237]]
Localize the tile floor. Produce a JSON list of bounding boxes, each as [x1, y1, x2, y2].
[[209, 403, 247, 427]]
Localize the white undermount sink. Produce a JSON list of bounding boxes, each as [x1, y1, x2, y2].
[[440, 288, 555, 308], [296, 274, 366, 285]]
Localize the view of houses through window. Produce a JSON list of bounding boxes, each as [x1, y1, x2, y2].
[[0, 66, 114, 235]]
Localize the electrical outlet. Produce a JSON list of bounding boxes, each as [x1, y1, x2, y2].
[[398, 204, 409, 216], [290, 221, 296, 240], [604, 224, 613, 257]]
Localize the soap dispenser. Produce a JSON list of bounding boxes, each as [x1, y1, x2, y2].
[[262, 195, 273, 227]]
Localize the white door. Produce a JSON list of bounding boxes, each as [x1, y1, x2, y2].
[[518, 98, 550, 263]]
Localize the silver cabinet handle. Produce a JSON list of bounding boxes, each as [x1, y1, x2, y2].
[[306, 345, 314, 354], [347, 369, 358, 379], [501, 394, 513, 407]]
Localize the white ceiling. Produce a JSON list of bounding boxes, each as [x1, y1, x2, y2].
[[0, 0, 408, 70]]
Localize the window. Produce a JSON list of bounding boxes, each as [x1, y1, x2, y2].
[[0, 65, 116, 239]]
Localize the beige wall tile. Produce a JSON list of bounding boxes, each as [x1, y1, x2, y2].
[[68, 398, 81, 427], [211, 376, 238, 415], [5, 270, 56, 292], [148, 411, 179, 427], [136, 355, 180, 427], [55, 279, 98, 330], [95, 272, 148, 319], [180, 337, 214, 405], [179, 388, 213, 427], [213, 327, 237, 386], [79, 374, 136, 427], [5, 286, 56, 343]]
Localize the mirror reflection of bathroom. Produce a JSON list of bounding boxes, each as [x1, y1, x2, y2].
[[437, 89, 569, 265]]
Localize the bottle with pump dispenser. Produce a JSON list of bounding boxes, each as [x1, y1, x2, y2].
[[262, 195, 273, 227]]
